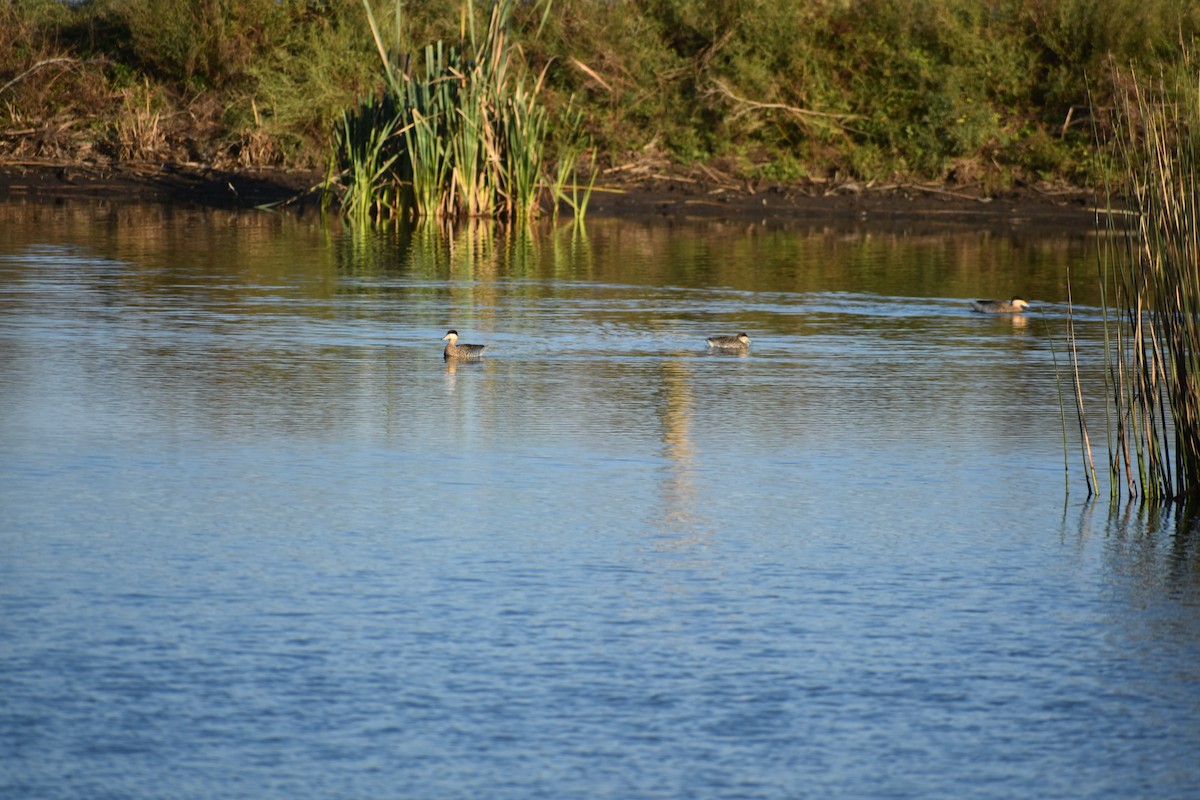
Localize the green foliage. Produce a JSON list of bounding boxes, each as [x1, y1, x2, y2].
[[3, 0, 1200, 188], [749, 152, 808, 184], [241, 2, 380, 166], [99, 0, 287, 89], [1021, 0, 1200, 109]]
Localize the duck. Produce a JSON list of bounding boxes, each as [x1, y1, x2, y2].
[[971, 297, 1030, 314], [442, 330, 487, 359], [706, 332, 751, 349]]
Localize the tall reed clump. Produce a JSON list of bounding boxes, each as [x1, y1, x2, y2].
[[1076, 58, 1200, 502], [324, 0, 589, 223]]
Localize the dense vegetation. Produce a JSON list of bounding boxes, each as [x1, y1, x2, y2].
[[1, 0, 1198, 194]]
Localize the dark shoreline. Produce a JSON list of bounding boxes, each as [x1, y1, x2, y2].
[[0, 160, 1101, 231]]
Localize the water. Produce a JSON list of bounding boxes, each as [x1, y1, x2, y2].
[[1, 202, 1198, 799]]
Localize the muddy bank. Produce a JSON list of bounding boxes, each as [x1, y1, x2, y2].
[[0, 161, 324, 209], [584, 177, 1100, 232], [0, 160, 1101, 231]]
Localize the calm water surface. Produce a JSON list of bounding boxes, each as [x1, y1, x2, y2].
[[1, 202, 1198, 799]]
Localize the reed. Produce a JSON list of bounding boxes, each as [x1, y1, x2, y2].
[[324, 0, 587, 224], [399, 41, 456, 218], [549, 102, 598, 224], [330, 91, 402, 224], [115, 78, 165, 161], [1076, 58, 1200, 501]]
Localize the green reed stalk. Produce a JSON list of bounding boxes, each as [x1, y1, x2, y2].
[[400, 41, 456, 218], [360, 0, 400, 97], [1043, 316, 1076, 496], [448, 54, 501, 218], [501, 79, 549, 220], [328, 93, 401, 224], [571, 157, 598, 220], [1094, 183, 1126, 498], [548, 101, 596, 223], [1065, 261, 1099, 496]]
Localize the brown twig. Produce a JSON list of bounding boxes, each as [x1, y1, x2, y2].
[[709, 79, 866, 135], [908, 184, 993, 203], [0, 58, 80, 97]]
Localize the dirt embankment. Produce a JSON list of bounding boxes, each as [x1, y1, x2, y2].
[[0, 159, 1101, 230]]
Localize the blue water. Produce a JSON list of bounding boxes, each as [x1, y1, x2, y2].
[[1, 204, 1198, 799]]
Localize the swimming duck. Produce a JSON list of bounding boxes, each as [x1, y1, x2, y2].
[[706, 332, 751, 349], [442, 330, 487, 359], [971, 298, 1030, 314]]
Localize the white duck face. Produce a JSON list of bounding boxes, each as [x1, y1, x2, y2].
[[442, 330, 459, 344], [973, 298, 1030, 313]]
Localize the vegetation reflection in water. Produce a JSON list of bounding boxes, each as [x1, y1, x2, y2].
[[0, 199, 1112, 487]]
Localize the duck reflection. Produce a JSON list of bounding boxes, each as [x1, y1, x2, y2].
[[442, 349, 488, 397]]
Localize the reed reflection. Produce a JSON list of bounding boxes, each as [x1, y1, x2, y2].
[[1057, 500, 1200, 690], [1101, 502, 1200, 593]]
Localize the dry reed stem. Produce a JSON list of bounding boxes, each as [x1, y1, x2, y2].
[[1095, 60, 1200, 499]]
